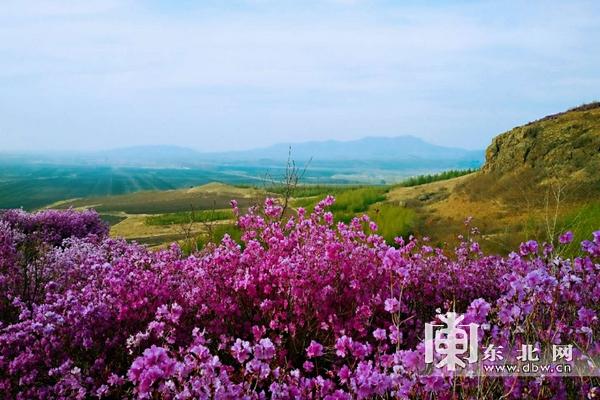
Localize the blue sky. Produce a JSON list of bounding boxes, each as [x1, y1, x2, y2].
[[1, 0, 599, 152]]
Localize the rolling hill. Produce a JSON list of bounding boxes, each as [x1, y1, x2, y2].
[[4, 104, 598, 254], [51, 182, 264, 215], [49, 182, 265, 248], [0, 136, 483, 210], [384, 103, 600, 253]]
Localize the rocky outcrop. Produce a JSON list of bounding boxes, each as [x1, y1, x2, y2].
[[482, 103, 600, 182]]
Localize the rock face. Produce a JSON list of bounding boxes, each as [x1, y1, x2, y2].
[[482, 103, 600, 181]]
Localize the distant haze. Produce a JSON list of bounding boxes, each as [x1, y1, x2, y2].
[[3, 136, 484, 167], [1, 0, 599, 152], [0, 136, 484, 209]]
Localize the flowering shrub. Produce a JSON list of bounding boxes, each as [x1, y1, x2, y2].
[[0, 201, 598, 399], [0, 209, 108, 321], [0, 208, 109, 246]]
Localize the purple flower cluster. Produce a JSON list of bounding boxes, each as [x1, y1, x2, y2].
[[0, 209, 108, 321], [0, 202, 598, 399], [0, 208, 108, 246]]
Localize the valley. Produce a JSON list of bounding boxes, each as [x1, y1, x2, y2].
[[2, 104, 599, 255]]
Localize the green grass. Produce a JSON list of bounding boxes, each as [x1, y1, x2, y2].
[[369, 204, 417, 243], [291, 197, 318, 209], [145, 210, 233, 226], [291, 187, 416, 242], [291, 187, 389, 222], [181, 223, 243, 254], [331, 187, 388, 212], [0, 163, 245, 210], [99, 214, 127, 226], [557, 201, 600, 256], [129, 233, 190, 247], [54, 184, 261, 215], [268, 185, 366, 198], [0, 160, 479, 211], [398, 169, 476, 187]]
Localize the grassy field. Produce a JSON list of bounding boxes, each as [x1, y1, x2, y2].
[[52, 182, 264, 214], [385, 170, 600, 253], [368, 204, 417, 243], [4, 161, 594, 254], [64, 171, 518, 250], [0, 163, 257, 210], [99, 214, 128, 226], [557, 201, 600, 256], [266, 184, 367, 198], [181, 223, 243, 254], [145, 209, 233, 226], [291, 187, 388, 222], [0, 161, 461, 211], [52, 183, 263, 249], [329, 187, 388, 222]]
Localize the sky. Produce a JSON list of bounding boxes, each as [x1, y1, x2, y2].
[[1, 0, 599, 152]]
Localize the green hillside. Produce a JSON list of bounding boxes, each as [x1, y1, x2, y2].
[[0, 164, 245, 210], [11, 104, 597, 253], [53, 182, 264, 214], [384, 103, 600, 253]]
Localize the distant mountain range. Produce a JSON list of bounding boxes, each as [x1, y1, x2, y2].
[[209, 136, 482, 162], [2, 136, 483, 168]]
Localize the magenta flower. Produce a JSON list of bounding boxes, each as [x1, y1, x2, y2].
[[388, 325, 402, 344], [254, 338, 276, 361], [306, 340, 324, 358], [373, 328, 387, 341], [519, 240, 539, 255], [0, 202, 598, 399], [335, 335, 353, 357], [231, 339, 252, 363], [384, 298, 401, 313], [401, 350, 421, 370], [128, 346, 176, 395], [302, 361, 314, 372], [559, 231, 574, 244], [338, 365, 351, 383]]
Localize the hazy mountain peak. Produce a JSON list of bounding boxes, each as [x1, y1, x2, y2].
[[217, 135, 482, 162], [2, 135, 484, 170]]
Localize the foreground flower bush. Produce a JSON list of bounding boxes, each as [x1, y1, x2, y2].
[[0, 202, 598, 399]]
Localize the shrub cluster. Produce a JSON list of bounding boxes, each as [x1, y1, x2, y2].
[[0, 201, 598, 399]]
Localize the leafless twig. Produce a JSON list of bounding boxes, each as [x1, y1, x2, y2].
[[262, 147, 311, 220]]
